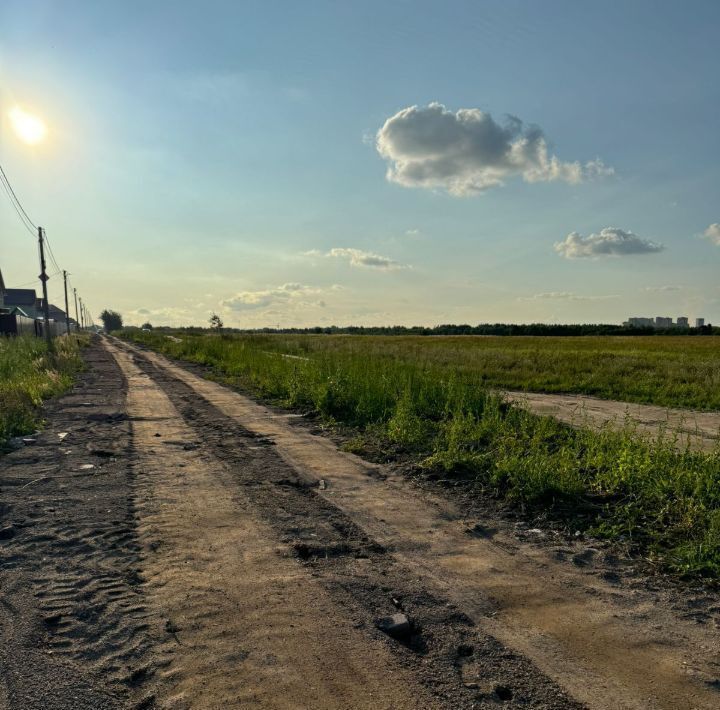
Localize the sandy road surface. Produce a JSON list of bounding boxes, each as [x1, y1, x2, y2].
[[506, 391, 720, 452], [1, 336, 719, 709]]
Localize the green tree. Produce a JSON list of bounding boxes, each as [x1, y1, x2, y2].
[[209, 313, 224, 331], [100, 309, 123, 332], [141, 322, 153, 330]]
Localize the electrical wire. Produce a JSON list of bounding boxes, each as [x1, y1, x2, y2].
[[43, 230, 62, 274], [0, 161, 37, 236], [0, 172, 36, 238], [7, 277, 40, 289], [0, 161, 74, 316]]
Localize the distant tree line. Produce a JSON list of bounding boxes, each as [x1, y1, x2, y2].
[[125, 322, 718, 336]]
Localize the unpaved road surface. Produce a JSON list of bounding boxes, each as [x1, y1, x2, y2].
[[1, 337, 718, 709], [506, 391, 720, 452]]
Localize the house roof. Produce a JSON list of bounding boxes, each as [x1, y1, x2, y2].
[[8, 306, 33, 318], [2, 288, 37, 306], [47, 304, 67, 320]]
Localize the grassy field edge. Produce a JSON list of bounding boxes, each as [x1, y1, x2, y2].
[[0, 335, 88, 449]]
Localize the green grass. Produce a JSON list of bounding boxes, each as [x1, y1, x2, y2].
[[0, 335, 86, 446], [121, 330, 720, 578], [142, 334, 720, 409]]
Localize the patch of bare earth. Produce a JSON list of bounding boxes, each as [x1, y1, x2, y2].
[[114, 337, 720, 710], [0, 343, 154, 709], [505, 391, 720, 452]]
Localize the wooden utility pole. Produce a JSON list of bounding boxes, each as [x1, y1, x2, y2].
[[73, 287, 80, 332], [62, 270, 71, 336], [79, 297, 85, 330], [37, 227, 53, 351]]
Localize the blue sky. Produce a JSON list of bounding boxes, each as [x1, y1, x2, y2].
[[1, 1, 719, 326]]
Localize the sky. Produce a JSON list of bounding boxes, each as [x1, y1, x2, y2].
[[1, 0, 719, 328]]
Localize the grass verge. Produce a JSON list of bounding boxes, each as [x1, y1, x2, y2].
[[121, 331, 720, 579], [0, 335, 87, 448]]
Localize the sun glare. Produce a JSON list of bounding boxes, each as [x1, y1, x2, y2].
[[9, 106, 47, 145]]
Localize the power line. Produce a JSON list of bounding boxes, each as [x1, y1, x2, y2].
[[43, 230, 62, 274], [0, 172, 36, 238], [0, 161, 85, 333], [0, 161, 37, 235]]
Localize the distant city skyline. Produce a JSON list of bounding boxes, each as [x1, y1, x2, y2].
[[1, 1, 719, 327], [624, 315, 706, 329]]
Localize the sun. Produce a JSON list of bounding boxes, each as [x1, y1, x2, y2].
[[9, 106, 47, 145]]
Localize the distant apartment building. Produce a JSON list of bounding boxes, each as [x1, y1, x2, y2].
[[624, 315, 701, 329], [626, 317, 655, 327]]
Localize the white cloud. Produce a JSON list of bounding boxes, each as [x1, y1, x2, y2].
[[220, 283, 323, 312], [641, 285, 682, 292], [519, 292, 618, 302], [554, 228, 664, 259], [327, 247, 407, 270], [303, 248, 408, 270], [375, 102, 612, 196], [703, 223, 720, 245]]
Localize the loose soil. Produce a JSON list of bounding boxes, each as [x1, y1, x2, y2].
[[1, 336, 718, 709], [506, 391, 720, 452]]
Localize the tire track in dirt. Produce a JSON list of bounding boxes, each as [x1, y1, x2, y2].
[[113, 342, 584, 709], [114, 337, 720, 710], [111, 340, 453, 709]]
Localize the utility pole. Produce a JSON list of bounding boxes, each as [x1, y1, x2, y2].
[[37, 227, 53, 351], [73, 287, 80, 332], [79, 297, 85, 330], [63, 270, 71, 336]]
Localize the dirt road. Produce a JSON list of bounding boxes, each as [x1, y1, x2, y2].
[[1, 337, 719, 709], [506, 391, 720, 452]]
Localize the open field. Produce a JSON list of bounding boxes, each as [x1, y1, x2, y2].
[[121, 330, 720, 578], [131, 332, 720, 410], [0, 335, 85, 447]]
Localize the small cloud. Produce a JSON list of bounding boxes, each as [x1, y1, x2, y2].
[[703, 223, 720, 245], [136, 308, 150, 315], [279, 282, 305, 292], [220, 283, 323, 312], [375, 102, 612, 196], [641, 285, 683, 292], [405, 229, 421, 236], [519, 292, 618, 302], [555, 227, 664, 259], [303, 248, 409, 270], [328, 247, 407, 270]]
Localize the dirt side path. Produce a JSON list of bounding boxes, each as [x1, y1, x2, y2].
[[111, 342, 444, 709], [505, 391, 720, 452], [116, 337, 720, 710], [0, 342, 156, 709]]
